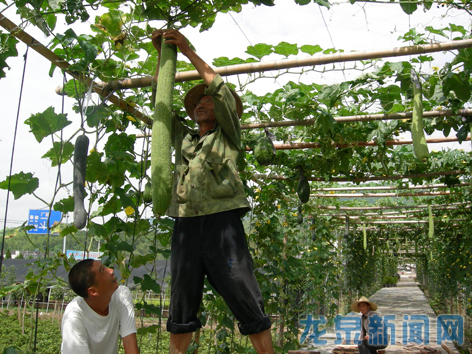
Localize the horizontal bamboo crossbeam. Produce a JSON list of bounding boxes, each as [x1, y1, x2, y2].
[[311, 191, 454, 197], [317, 182, 469, 192], [252, 135, 470, 151], [99, 38, 472, 90], [316, 201, 470, 211], [321, 204, 470, 217], [329, 214, 466, 222], [241, 108, 472, 129], [255, 170, 466, 183], [0, 15, 152, 125], [350, 218, 467, 224]]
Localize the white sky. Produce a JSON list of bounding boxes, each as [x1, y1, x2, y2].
[[0, 1, 471, 228]]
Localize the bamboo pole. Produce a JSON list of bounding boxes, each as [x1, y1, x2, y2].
[[317, 182, 469, 191], [255, 169, 466, 183], [241, 108, 472, 129], [311, 191, 455, 197], [351, 219, 467, 224], [318, 202, 472, 214], [0, 15, 152, 125], [99, 38, 472, 90], [251, 135, 470, 151], [315, 201, 471, 211], [329, 214, 466, 221]]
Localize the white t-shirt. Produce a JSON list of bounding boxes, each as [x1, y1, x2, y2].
[[61, 286, 137, 354]]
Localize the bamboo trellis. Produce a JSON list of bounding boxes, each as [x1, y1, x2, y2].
[[3, 14, 470, 228], [98, 38, 472, 91], [247, 136, 471, 151], [241, 108, 472, 129], [315, 201, 471, 211], [311, 191, 455, 197], [254, 169, 466, 183], [0, 15, 152, 125], [317, 182, 469, 191]]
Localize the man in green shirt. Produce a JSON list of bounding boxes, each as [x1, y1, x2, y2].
[[151, 29, 274, 354]]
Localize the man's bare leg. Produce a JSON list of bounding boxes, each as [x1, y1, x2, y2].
[[249, 329, 275, 354], [170, 333, 192, 354]]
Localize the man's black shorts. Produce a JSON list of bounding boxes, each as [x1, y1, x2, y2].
[[166, 209, 271, 335]]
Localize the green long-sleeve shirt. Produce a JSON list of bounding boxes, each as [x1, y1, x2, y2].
[[152, 75, 250, 218]]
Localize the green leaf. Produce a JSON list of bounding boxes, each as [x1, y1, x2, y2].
[[85, 104, 111, 128], [59, 225, 78, 237], [452, 48, 472, 71], [423, 0, 433, 9], [212, 56, 246, 67], [316, 109, 336, 135], [129, 254, 155, 268], [456, 122, 469, 142], [300, 44, 322, 56], [41, 141, 74, 166], [425, 26, 447, 38], [103, 240, 134, 254], [0, 172, 39, 199], [24, 107, 71, 143], [246, 43, 273, 60], [87, 151, 109, 184], [295, 0, 311, 4], [63, 79, 88, 98], [78, 38, 98, 63], [99, 10, 124, 38], [443, 73, 471, 102], [137, 324, 160, 335], [104, 132, 136, 156], [377, 85, 401, 111], [46, 13, 57, 31], [137, 274, 161, 293], [2, 346, 23, 354], [274, 42, 298, 57], [54, 196, 74, 214], [400, 0, 417, 14], [313, 0, 330, 8], [88, 222, 108, 238], [0, 33, 19, 78], [114, 188, 136, 209], [449, 24, 467, 35]]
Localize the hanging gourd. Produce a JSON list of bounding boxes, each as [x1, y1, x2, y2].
[[297, 166, 310, 203], [343, 215, 349, 242], [152, 35, 177, 216], [410, 69, 429, 162], [254, 127, 276, 166], [428, 205, 434, 239], [297, 200, 303, 224], [73, 135, 89, 230]]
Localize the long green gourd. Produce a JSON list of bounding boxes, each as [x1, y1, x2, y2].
[[73, 135, 89, 229], [428, 205, 434, 260], [411, 69, 429, 162], [151, 37, 177, 216]]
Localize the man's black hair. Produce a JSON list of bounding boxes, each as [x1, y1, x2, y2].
[[68, 259, 96, 298]]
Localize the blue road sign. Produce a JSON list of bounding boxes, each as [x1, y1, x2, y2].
[[28, 209, 62, 234]]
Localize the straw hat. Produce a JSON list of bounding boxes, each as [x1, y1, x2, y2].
[[184, 83, 243, 120], [351, 296, 378, 312]]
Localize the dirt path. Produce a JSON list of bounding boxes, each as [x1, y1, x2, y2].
[[301, 276, 461, 354]]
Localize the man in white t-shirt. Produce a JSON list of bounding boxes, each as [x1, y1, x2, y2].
[[61, 259, 139, 354]]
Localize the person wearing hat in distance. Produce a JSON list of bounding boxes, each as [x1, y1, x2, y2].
[[151, 29, 275, 354], [351, 296, 387, 354], [61, 259, 139, 354]]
